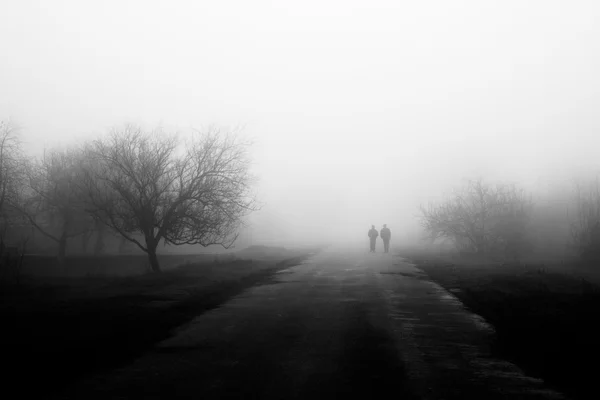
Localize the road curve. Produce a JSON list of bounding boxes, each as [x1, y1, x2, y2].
[[58, 248, 568, 399]]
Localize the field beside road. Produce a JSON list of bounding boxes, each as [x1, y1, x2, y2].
[[0, 246, 315, 398], [402, 249, 600, 400]]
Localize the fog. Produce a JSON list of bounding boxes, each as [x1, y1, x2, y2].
[[2, 0, 600, 249]]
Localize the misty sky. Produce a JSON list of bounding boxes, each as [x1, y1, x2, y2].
[[2, 1, 600, 246]]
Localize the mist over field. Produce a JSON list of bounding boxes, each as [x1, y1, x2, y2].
[[2, 0, 600, 254], [6, 4, 600, 400]]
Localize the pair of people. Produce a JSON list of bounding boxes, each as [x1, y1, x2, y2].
[[368, 225, 391, 253]]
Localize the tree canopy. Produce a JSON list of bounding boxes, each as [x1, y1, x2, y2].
[[82, 125, 257, 272]]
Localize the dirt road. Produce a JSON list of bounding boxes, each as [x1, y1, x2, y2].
[[58, 249, 567, 399]]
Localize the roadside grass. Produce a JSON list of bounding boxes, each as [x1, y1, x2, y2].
[[402, 251, 600, 400], [18, 253, 224, 278], [0, 251, 313, 398]]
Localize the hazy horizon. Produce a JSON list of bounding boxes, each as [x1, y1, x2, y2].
[[3, 0, 600, 249]]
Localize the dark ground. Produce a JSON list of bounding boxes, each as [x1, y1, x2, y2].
[[18, 253, 239, 277], [53, 249, 565, 400], [0, 248, 312, 398], [403, 250, 600, 400]]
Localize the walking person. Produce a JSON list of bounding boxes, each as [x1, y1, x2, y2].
[[368, 225, 379, 252], [381, 224, 391, 253]]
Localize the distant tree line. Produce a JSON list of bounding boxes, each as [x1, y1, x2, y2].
[[419, 179, 534, 262], [569, 179, 600, 262], [420, 177, 600, 264], [0, 121, 257, 273]]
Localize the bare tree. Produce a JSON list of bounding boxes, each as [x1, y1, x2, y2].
[[420, 179, 534, 261], [17, 148, 92, 268], [0, 120, 26, 238], [0, 120, 32, 281], [420, 179, 490, 254], [569, 178, 600, 261], [487, 184, 534, 262], [82, 125, 258, 272]]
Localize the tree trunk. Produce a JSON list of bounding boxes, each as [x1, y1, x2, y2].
[[144, 231, 161, 272], [147, 246, 161, 273]]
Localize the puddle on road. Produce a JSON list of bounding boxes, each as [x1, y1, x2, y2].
[[466, 313, 495, 333], [425, 281, 497, 334], [437, 292, 463, 306], [379, 271, 424, 279]]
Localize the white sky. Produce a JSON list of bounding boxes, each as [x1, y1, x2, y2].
[[2, 0, 600, 246]]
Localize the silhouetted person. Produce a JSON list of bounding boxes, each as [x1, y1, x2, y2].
[[381, 224, 391, 253], [368, 225, 379, 252]]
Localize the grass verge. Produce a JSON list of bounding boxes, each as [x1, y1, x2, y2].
[[0, 252, 313, 398], [403, 252, 600, 400]]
